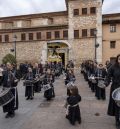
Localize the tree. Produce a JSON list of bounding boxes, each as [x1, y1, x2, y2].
[[2, 54, 16, 64]]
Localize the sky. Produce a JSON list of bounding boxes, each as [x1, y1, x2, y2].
[[0, 0, 120, 17]]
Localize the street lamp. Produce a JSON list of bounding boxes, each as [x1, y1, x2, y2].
[[14, 35, 17, 61], [94, 29, 99, 62], [11, 35, 17, 61]]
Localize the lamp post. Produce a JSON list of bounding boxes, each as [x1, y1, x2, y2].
[[14, 35, 17, 61], [11, 35, 17, 62], [94, 29, 97, 62]]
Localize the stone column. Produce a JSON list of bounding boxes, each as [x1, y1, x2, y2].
[[41, 42, 47, 64]]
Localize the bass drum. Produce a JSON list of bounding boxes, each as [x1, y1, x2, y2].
[[0, 88, 14, 106]]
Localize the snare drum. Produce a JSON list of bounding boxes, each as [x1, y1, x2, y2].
[[23, 80, 34, 87], [98, 80, 105, 89], [43, 84, 51, 91], [0, 88, 14, 106]]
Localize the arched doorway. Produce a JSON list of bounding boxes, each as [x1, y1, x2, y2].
[[47, 42, 69, 66]]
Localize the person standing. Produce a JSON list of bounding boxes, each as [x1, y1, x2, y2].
[[25, 67, 34, 100], [66, 86, 81, 125], [105, 54, 120, 127], [1, 63, 19, 118]]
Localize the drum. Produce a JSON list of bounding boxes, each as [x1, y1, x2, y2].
[[0, 88, 14, 106], [67, 81, 75, 87], [98, 80, 105, 89], [91, 76, 97, 84], [23, 80, 34, 87], [112, 88, 120, 107], [42, 84, 51, 91]]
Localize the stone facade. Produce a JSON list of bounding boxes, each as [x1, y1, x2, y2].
[[68, 0, 102, 65], [0, 0, 103, 66], [102, 13, 120, 64]]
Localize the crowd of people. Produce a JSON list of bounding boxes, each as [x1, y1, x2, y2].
[[81, 54, 120, 128], [0, 54, 120, 128], [0, 61, 63, 118]]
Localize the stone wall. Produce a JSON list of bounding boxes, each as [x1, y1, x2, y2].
[[0, 41, 45, 64], [68, 0, 102, 64]]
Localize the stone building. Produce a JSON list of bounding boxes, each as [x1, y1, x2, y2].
[[103, 13, 120, 64], [0, 0, 103, 66]]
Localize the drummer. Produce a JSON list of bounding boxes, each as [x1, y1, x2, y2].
[[43, 69, 55, 101], [104, 54, 120, 127], [95, 63, 107, 100], [25, 67, 34, 100], [33, 63, 41, 93], [1, 62, 19, 118]]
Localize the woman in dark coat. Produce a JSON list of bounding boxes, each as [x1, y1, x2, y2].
[[105, 54, 120, 127], [66, 86, 81, 125], [25, 67, 34, 100]]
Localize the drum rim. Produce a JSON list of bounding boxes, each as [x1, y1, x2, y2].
[[0, 88, 11, 96], [112, 87, 120, 101], [0, 96, 14, 107]]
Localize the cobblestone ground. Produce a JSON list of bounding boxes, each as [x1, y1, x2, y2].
[[0, 70, 116, 129]]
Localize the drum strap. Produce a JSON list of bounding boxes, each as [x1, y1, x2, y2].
[[66, 103, 79, 115]]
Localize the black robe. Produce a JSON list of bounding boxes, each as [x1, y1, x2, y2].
[[66, 94, 81, 125], [43, 74, 55, 100], [95, 68, 107, 100], [33, 68, 41, 92], [25, 72, 34, 98], [2, 69, 19, 113], [105, 64, 120, 117]]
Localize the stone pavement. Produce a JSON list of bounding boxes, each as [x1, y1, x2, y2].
[[0, 70, 116, 129]]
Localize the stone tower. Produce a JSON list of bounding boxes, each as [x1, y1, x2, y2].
[[66, 0, 103, 65]]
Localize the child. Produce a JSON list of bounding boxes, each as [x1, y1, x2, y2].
[[66, 86, 81, 125]]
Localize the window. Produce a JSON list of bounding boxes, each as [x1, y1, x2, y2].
[[110, 41, 116, 49], [5, 35, 9, 42], [90, 28, 96, 36], [73, 9, 79, 16], [82, 8, 87, 15], [55, 31, 60, 39], [63, 30, 68, 38], [47, 32, 51, 39], [0, 35, 1, 42], [21, 33, 26, 41], [36, 32, 41, 40], [90, 7, 96, 14], [82, 29, 87, 37], [29, 33, 33, 40], [110, 24, 116, 32], [74, 30, 79, 39]]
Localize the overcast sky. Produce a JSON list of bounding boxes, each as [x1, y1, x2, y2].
[[0, 0, 119, 17]]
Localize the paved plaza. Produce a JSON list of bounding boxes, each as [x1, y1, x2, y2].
[[0, 70, 115, 129]]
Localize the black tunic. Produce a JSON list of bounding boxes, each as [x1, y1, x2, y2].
[[25, 72, 34, 98], [33, 68, 41, 92], [2, 69, 19, 113], [43, 74, 55, 100], [66, 94, 81, 125], [105, 64, 120, 116]]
